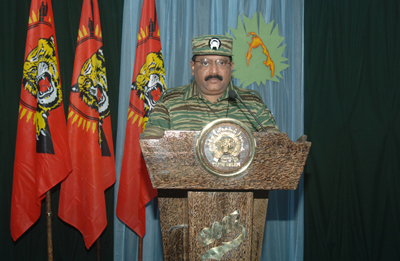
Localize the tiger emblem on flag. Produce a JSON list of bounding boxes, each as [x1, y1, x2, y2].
[[71, 47, 111, 156], [71, 47, 110, 119], [131, 50, 166, 122], [22, 36, 62, 153]]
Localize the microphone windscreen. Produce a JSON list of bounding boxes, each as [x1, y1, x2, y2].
[[228, 90, 238, 99]]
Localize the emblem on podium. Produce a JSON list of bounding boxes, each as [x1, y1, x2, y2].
[[196, 118, 256, 177]]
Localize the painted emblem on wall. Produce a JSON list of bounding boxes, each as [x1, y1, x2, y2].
[[228, 13, 289, 87], [196, 118, 255, 177]]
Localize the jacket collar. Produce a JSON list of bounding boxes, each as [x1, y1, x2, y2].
[[183, 80, 234, 102]]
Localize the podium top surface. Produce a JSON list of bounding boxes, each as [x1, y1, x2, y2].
[[140, 130, 311, 191]]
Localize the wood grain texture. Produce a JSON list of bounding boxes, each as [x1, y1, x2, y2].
[[188, 191, 253, 261], [158, 196, 188, 261], [140, 131, 310, 190], [252, 197, 268, 260], [143, 131, 310, 260]]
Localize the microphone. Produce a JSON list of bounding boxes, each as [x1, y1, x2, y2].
[[228, 90, 268, 132]]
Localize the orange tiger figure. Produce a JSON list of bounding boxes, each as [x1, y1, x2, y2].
[[246, 32, 275, 77]]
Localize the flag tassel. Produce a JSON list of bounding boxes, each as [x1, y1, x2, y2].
[[46, 191, 54, 261]]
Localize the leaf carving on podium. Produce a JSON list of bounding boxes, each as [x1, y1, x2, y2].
[[200, 210, 246, 260]]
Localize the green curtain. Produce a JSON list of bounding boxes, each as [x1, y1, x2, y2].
[[0, 0, 123, 260], [304, 0, 400, 260]]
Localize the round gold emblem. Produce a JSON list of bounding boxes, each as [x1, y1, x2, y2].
[[196, 118, 255, 177]]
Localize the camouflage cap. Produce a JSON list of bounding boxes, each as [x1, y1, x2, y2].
[[192, 35, 233, 56]]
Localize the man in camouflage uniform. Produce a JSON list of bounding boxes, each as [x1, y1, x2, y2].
[[143, 34, 280, 137]]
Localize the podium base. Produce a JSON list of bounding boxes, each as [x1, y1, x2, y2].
[[158, 190, 268, 261]]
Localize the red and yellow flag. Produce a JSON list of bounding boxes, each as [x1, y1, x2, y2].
[[58, 0, 116, 249], [116, 0, 166, 238], [11, 0, 72, 241]]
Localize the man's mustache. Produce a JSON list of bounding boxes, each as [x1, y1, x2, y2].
[[205, 75, 223, 81]]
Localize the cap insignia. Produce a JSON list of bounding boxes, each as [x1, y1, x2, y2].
[[209, 38, 221, 50]]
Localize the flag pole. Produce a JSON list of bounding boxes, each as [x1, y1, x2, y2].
[[138, 237, 143, 261], [96, 238, 101, 261], [46, 191, 54, 261]]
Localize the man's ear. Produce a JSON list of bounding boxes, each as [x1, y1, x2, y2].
[[190, 60, 195, 75], [230, 61, 235, 76]]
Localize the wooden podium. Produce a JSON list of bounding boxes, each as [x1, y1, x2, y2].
[[140, 129, 310, 260]]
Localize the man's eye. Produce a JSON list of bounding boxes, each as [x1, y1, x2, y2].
[[217, 61, 226, 66], [202, 61, 210, 66]]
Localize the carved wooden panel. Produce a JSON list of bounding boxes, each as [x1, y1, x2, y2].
[[158, 196, 188, 261], [188, 191, 253, 260]]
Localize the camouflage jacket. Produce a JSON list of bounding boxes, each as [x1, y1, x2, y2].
[[143, 81, 280, 137]]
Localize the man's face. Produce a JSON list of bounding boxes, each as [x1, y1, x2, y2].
[[190, 55, 234, 101]]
